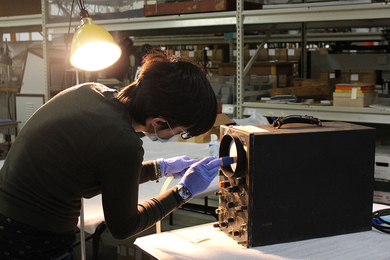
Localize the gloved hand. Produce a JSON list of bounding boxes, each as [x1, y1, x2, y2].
[[157, 156, 198, 179], [179, 156, 222, 197]]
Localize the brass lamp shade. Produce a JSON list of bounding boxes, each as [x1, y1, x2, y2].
[[70, 18, 121, 71]]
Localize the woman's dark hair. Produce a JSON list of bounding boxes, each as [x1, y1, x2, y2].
[[117, 50, 217, 137]]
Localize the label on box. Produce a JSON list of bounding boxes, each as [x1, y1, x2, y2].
[[329, 73, 335, 79], [350, 74, 359, 81], [189, 51, 194, 58], [175, 51, 180, 57], [375, 155, 390, 180], [222, 105, 234, 114], [249, 50, 256, 56], [207, 50, 212, 57], [268, 49, 276, 56], [351, 88, 358, 99], [373, 190, 390, 205], [288, 49, 295, 56]]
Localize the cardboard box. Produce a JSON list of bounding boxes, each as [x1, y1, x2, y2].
[[144, 0, 262, 17], [178, 113, 234, 143], [217, 101, 222, 114], [179, 50, 201, 61], [340, 70, 351, 83], [375, 155, 390, 179], [373, 154, 390, 205], [218, 63, 278, 76], [333, 91, 377, 107], [350, 70, 377, 85], [268, 49, 287, 62], [234, 49, 268, 62], [339, 69, 377, 85], [373, 190, 390, 205], [205, 49, 227, 62], [287, 48, 301, 62], [335, 83, 375, 93], [0, 0, 41, 17], [320, 69, 337, 80], [319, 48, 329, 55], [255, 49, 269, 62]]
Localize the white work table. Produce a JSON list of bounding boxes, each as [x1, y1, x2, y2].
[[134, 204, 390, 260]]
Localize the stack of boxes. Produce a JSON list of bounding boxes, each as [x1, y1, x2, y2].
[[232, 48, 301, 63], [374, 147, 390, 205], [173, 46, 380, 107], [333, 83, 377, 107], [173, 46, 227, 76], [321, 68, 378, 107]]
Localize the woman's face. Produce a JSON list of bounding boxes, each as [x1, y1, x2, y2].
[[143, 118, 188, 143]]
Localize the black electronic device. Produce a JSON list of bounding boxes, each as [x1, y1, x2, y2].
[[214, 121, 375, 247]]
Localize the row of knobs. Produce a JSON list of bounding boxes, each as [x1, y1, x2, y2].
[[214, 179, 248, 245], [213, 220, 243, 236]]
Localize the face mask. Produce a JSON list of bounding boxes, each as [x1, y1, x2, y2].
[[143, 126, 174, 143], [143, 132, 159, 142]]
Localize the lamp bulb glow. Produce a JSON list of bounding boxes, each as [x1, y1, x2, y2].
[[70, 17, 122, 71], [70, 42, 121, 71]]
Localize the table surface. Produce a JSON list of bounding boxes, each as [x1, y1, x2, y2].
[[134, 204, 390, 260]]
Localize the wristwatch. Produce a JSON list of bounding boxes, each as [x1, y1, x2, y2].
[[176, 185, 192, 203]]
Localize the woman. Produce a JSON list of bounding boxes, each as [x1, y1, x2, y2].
[[0, 51, 221, 259]]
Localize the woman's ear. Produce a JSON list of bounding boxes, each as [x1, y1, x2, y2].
[[151, 117, 166, 127]]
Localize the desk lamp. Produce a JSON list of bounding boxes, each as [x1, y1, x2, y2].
[[70, 0, 121, 71]]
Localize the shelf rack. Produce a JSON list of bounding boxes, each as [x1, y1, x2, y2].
[[5, 1, 390, 123], [42, 3, 390, 34], [241, 102, 390, 125]]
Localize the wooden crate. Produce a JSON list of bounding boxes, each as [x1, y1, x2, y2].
[[269, 78, 341, 98], [144, 0, 262, 17]]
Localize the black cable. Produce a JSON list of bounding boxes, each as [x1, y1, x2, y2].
[[7, 92, 12, 120], [372, 208, 390, 234], [76, 0, 89, 19]]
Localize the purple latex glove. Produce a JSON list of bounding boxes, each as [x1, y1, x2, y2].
[[157, 156, 198, 179], [179, 156, 221, 197]]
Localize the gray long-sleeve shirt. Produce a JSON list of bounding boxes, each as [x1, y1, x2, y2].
[[0, 83, 182, 239]]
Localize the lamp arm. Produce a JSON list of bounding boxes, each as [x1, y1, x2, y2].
[[76, 0, 89, 18]]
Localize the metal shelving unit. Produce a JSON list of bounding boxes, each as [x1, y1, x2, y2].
[[236, 1, 390, 121], [243, 2, 390, 24], [0, 14, 42, 32], [45, 10, 237, 35], [5, 1, 390, 124], [43, 2, 390, 34], [241, 101, 390, 125]]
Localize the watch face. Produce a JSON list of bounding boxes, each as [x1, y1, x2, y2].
[[178, 185, 191, 202]]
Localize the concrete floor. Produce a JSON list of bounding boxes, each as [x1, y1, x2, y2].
[[73, 197, 219, 260]]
